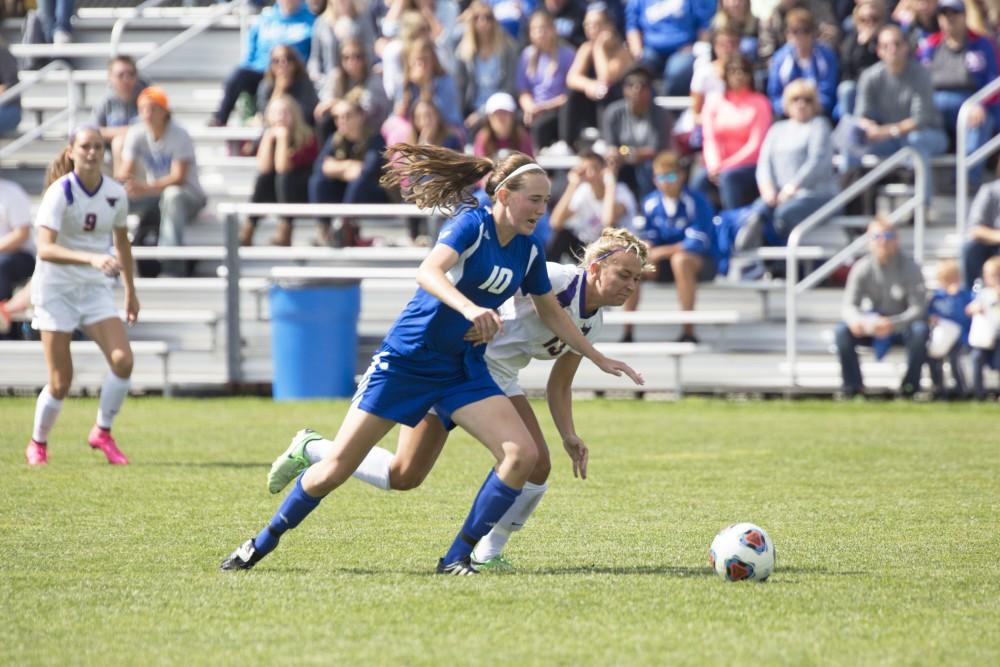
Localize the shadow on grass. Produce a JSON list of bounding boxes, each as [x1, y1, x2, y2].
[[769, 565, 867, 576], [223, 565, 866, 578], [537, 564, 713, 577]]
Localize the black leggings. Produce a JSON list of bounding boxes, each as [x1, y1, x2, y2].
[[249, 166, 311, 225]]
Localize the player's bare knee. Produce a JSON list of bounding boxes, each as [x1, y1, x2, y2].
[[530, 453, 552, 484], [48, 370, 72, 398], [389, 463, 426, 491], [504, 440, 538, 476], [110, 349, 133, 377]]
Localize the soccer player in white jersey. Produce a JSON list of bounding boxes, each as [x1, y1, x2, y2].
[[25, 126, 139, 466], [220, 145, 643, 575], [267, 227, 650, 570]]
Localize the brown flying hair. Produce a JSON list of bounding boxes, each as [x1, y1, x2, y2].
[[380, 144, 543, 214]]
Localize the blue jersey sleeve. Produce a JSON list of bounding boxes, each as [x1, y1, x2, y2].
[[437, 209, 485, 255]]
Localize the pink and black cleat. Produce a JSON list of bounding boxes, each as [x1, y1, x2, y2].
[[26, 440, 48, 465], [88, 425, 129, 465]]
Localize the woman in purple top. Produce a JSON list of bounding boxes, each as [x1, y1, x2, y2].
[[517, 11, 576, 152]]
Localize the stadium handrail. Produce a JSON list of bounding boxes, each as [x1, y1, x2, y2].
[[784, 146, 928, 388], [134, 0, 249, 72], [201, 202, 440, 384], [0, 61, 78, 162], [108, 0, 172, 55], [956, 76, 1000, 237], [2, 0, 250, 164]]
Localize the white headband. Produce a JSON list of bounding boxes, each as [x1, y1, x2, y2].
[[494, 163, 546, 192]]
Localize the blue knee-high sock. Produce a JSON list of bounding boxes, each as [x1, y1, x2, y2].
[[254, 475, 322, 556], [443, 469, 521, 564]]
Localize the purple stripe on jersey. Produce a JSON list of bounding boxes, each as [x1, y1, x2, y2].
[[555, 274, 579, 309], [61, 177, 74, 204], [72, 171, 103, 197], [578, 271, 597, 319]]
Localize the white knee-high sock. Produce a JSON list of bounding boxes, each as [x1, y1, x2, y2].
[[303, 437, 334, 464], [32, 386, 63, 443], [351, 446, 394, 490], [303, 438, 394, 491], [472, 481, 548, 562], [96, 373, 130, 429]]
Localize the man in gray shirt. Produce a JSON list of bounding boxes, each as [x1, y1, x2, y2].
[[601, 65, 671, 201], [834, 217, 929, 398], [962, 180, 1000, 287], [844, 24, 948, 200]]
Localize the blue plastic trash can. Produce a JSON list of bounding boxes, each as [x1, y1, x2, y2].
[[269, 281, 361, 400]]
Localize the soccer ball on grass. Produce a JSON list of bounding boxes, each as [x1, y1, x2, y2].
[[709, 522, 775, 582]]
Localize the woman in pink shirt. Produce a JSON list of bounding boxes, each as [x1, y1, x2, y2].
[[694, 54, 772, 210]]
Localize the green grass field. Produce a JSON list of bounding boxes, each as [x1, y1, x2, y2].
[[2, 397, 999, 666]]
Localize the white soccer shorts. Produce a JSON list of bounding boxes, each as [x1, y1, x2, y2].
[[32, 284, 119, 333]]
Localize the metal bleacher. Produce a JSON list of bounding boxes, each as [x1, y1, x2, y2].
[[0, 3, 993, 398]]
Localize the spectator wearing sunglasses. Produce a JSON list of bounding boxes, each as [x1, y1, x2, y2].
[[209, 0, 316, 127], [257, 46, 319, 126], [766, 9, 840, 117], [736, 79, 835, 251], [834, 217, 928, 399], [624, 150, 716, 344]]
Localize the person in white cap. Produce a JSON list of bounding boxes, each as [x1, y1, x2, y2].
[[473, 91, 535, 157]]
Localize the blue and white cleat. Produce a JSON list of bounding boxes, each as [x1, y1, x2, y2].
[[436, 557, 479, 576], [267, 428, 322, 494]]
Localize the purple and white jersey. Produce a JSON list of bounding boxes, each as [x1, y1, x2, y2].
[[32, 173, 127, 293], [487, 262, 603, 368]]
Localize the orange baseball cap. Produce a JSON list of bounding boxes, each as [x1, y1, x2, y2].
[[138, 86, 170, 111]]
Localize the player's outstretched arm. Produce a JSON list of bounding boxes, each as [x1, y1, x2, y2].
[[531, 291, 644, 385]]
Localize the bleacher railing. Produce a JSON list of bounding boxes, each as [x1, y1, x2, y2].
[[1, 0, 250, 163], [108, 0, 169, 55], [0, 61, 77, 162], [132, 0, 251, 72], [785, 146, 927, 387], [215, 202, 437, 384], [956, 76, 1000, 237]]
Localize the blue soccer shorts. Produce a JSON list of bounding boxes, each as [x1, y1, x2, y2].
[[353, 343, 504, 427]]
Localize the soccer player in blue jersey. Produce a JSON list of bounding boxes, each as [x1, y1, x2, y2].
[[266, 228, 650, 571], [220, 144, 644, 574]]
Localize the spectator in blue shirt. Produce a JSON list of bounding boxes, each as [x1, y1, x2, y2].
[[210, 0, 316, 127], [488, 0, 538, 41], [625, 0, 716, 96], [766, 8, 839, 117], [926, 259, 972, 398], [622, 150, 716, 343], [916, 0, 1000, 185]]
